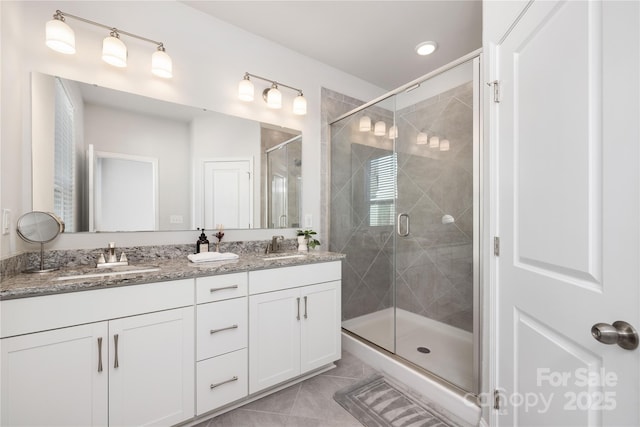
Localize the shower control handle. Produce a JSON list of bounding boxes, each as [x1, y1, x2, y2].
[[397, 213, 410, 237], [591, 321, 639, 350]]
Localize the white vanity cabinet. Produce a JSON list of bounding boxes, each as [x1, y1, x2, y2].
[[195, 273, 249, 415], [1, 322, 109, 426], [248, 262, 341, 393], [0, 279, 195, 427]]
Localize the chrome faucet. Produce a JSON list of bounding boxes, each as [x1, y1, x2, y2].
[[107, 242, 117, 263], [265, 235, 285, 254], [273, 235, 284, 252], [97, 242, 129, 268]]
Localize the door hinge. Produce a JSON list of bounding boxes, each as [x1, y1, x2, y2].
[[494, 236, 500, 256], [487, 80, 501, 103], [494, 389, 501, 410]]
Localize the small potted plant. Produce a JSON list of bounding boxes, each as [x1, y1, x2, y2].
[[297, 229, 320, 252]]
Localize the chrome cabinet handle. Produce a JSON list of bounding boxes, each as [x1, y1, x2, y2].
[[210, 376, 238, 390], [210, 324, 238, 334], [114, 334, 119, 368], [210, 285, 238, 293], [397, 213, 410, 237], [591, 321, 639, 350], [304, 296, 308, 319], [296, 297, 301, 321], [97, 337, 103, 373]]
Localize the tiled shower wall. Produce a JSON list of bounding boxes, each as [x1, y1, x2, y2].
[[327, 82, 474, 332]]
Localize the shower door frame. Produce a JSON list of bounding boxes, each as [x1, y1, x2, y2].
[[330, 48, 484, 396]]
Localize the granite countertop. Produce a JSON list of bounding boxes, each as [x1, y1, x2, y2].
[[0, 251, 345, 300]]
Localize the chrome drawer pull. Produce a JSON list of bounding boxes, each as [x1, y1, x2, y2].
[[97, 337, 103, 373], [210, 324, 238, 334], [210, 376, 238, 390], [304, 296, 308, 319], [209, 285, 239, 293], [113, 334, 119, 369]]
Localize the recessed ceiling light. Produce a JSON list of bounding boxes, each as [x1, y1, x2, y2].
[[415, 41, 438, 56]]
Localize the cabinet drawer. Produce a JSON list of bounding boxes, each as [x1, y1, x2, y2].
[[196, 273, 248, 304], [196, 298, 247, 361], [1, 279, 194, 338], [249, 261, 341, 294], [196, 349, 248, 415]]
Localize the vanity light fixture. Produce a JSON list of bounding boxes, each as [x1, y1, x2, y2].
[[429, 135, 440, 148], [359, 116, 371, 132], [238, 72, 307, 115], [374, 121, 386, 136], [415, 41, 438, 56], [389, 125, 398, 139], [45, 10, 173, 78], [238, 74, 254, 101], [45, 11, 76, 54], [439, 139, 450, 151], [416, 132, 429, 145], [102, 30, 127, 67], [264, 84, 282, 109]]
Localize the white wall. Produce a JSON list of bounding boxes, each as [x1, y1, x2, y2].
[[0, 0, 385, 254]]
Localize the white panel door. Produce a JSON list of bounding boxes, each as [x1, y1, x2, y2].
[[203, 159, 252, 229], [249, 288, 301, 393], [94, 151, 158, 231], [1, 323, 108, 426], [108, 307, 194, 427], [300, 281, 341, 373], [495, 1, 639, 425]]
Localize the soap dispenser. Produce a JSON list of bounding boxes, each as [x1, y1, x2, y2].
[[196, 229, 210, 253]]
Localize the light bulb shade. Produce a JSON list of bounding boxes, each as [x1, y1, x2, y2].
[[429, 136, 440, 148], [46, 19, 76, 54], [389, 125, 398, 139], [416, 132, 428, 145], [266, 87, 282, 109], [439, 139, 450, 151], [102, 35, 127, 68], [374, 121, 386, 136], [238, 78, 254, 101], [359, 116, 371, 132], [151, 49, 172, 78], [293, 94, 307, 115]]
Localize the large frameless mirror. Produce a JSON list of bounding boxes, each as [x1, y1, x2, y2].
[[30, 72, 302, 233]]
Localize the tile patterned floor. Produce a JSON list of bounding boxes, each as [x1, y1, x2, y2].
[[194, 350, 377, 427]]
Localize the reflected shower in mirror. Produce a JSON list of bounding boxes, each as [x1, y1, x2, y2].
[[262, 132, 302, 228], [30, 72, 302, 232]]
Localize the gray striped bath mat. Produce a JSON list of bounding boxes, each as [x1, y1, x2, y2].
[[334, 375, 456, 427]]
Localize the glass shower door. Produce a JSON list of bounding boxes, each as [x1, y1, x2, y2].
[[392, 59, 477, 391], [331, 98, 397, 354], [330, 56, 479, 394]]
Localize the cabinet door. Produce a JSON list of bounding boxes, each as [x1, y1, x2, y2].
[[1, 322, 108, 426], [108, 307, 194, 427], [300, 281, 341, 373], [249, 288, 301, 393]]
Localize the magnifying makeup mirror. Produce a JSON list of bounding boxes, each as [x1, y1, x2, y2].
[[16, 211, 65, 273]]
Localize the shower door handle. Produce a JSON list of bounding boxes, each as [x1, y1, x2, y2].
[[397, 213, 410, 237]]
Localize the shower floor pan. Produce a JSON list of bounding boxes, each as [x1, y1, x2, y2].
[[342, 307, 474, 392]]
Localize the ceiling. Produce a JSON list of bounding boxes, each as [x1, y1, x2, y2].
[[182, 1, 482, 90]]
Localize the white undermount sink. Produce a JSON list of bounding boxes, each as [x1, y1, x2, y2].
[[56, 266, 160, 281], [262, 254, 306, 261]]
